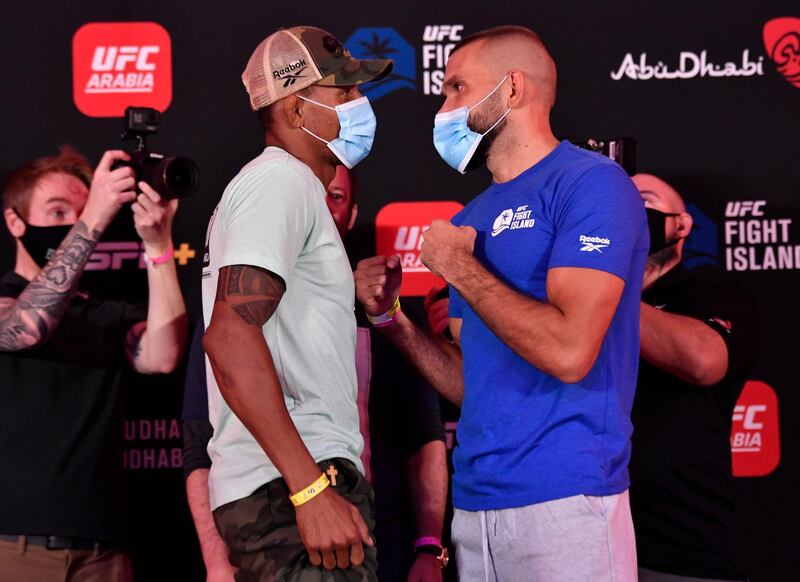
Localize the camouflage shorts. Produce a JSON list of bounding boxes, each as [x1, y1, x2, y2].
[[213, 458, 377, 582]]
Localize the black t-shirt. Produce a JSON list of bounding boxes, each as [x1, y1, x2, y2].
[[630, 264, 758, 580], [0, 271, 145, 549]]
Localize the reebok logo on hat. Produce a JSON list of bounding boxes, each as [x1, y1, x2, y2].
[[272, 59, 308, 87], [242, 26, 393, 110]]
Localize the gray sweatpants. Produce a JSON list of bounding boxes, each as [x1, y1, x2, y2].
[[452, 490, 637, 582]]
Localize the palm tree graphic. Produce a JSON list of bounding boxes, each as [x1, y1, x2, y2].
[[356, 31, 415, 88], [358, 32, 399, 59]]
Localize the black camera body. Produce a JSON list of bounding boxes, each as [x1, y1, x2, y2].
[[112, 107, 200, 199], [572, 137, 636, 176]]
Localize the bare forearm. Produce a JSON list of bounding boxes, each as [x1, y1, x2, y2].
[[405, 440, 447, 539], [0, 220, 101, 351], [185, 469, 232, 571], [381, 312, 464, 406], [449, 255, 582, 382], [640, 303, 727, 386], [204, 311, 321, 492], [134, 242, 187, 373]]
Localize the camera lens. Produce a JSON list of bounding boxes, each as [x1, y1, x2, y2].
[[162, 157, 200, 198]]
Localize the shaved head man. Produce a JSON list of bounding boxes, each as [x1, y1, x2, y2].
[[355, 25, 647, 581], [630, 175, 757, 582], [633, 173, 694, 289]]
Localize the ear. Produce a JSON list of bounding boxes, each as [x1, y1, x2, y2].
[[4, 208, 25, 238], [347, 203, 359, 232], [281, 94, 305, 128], [675, 211, 693, 240], [507, 69, 525, 108]]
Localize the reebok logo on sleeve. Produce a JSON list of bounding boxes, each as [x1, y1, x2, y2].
[[579, 235, 611, 253]]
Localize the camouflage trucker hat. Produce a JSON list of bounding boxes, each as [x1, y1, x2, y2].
[[242, 26, 394, 110]]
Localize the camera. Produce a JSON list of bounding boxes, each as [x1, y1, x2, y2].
[[572, 137, 636, 176], [112, 107, 200, 199]]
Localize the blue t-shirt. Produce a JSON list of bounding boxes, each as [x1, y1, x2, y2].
[[449, 140, 648, 511]]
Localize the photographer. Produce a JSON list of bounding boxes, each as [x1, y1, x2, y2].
[[0, 146, 187, 581]]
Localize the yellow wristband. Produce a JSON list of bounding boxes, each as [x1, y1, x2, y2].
[[289, 473, 330, 507], [367, 296, 401, 328]]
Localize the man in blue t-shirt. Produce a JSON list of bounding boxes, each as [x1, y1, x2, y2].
[[355, 26, 647, 581]]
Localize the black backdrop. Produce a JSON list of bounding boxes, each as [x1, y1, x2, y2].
[[1, 1, 798, 580]]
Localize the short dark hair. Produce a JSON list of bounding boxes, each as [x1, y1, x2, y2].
[[452, 25, 549, 58], [256, 86, 315, 134], [3, 145, 93, 219], [256, 104, 275, 133]]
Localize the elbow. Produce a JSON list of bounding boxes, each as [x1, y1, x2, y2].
[[202, 322, 223, 361], [684, 352, 727, 387], [548, 348, 597, 384], [153, 357, 179, 375], [145, 341, 184, 375]]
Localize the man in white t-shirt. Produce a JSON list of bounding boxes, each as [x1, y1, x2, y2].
[[201, 26, 392, 580]]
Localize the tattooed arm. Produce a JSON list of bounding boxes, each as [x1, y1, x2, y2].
[[203, 265, 373, 571], [0, 220, 101, 351]]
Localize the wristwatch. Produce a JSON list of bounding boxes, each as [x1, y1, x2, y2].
[[414, 544, 450, 569]]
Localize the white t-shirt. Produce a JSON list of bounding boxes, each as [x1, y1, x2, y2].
[[201, 147, 362, 510]]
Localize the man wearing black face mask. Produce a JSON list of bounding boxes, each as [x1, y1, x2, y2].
[[629, 174, 758, 582], [0, 146, 187, 581]]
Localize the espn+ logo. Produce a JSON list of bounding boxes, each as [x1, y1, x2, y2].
[[73, 22, 172, 117], [85, 242, 196, 271]]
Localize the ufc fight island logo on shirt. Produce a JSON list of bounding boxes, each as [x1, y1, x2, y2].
[[73, 22, 172, 117], [491, 206, 535, 237], [375, 201, 463, 296], [731, 380, 781, 477], [579, 235, 611, 253]]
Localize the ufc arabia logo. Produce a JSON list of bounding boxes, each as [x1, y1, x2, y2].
[[731, 380, 781, 477], [375, 201, 463, 296], [73, 22, 172, 117]]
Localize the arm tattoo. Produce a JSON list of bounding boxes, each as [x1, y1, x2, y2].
[[0, 220, 101, 351], [125, 323, 145, 362], [216, 265, 285, 326]]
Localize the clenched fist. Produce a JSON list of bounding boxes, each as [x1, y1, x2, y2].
[[419, 220, 476, 281], [354, 255, 403, 317]]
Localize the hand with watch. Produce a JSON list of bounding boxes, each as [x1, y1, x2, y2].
[[409, 537, 449, 580]]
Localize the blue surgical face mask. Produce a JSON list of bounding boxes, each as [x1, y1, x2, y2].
[[299, 95, 377, 169], [433, 75, 511, 174]]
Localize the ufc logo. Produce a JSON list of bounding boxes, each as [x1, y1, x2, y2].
[[394, 225, 429, 251], [91, 46, 159, 72], [725, 200, 766, 217], [422, 25, 464, 43], [732, 404, 767, 429]]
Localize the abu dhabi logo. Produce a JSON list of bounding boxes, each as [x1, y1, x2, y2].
[[346, 28, 415, 100], [610, 50, 764, 81], [764, 17, 800, 89]]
